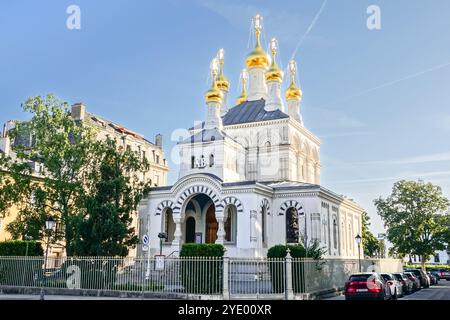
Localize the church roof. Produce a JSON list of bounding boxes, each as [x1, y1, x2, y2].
[[178, 128, 233, 145], [222, 99, 289, 126], [188, 99, 289, 130], [264, 181, 320, 190]]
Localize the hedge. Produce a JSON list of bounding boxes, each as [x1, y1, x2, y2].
[[0, 240, 44, 256], [404, 264, 450, 271], [180, 244, 224, 294]]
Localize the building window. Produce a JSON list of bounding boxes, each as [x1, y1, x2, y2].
[[163, 209, 175, 243], [261, 206, 266, 245], [224, 206, 237, 243], [191, 156, 195, 169], [209, 154, 214, 167], [126, 145, 131, 152], [265, 141, 271, 153], [286, 207, 299, 243], [333, 218, 338, 250], [142, 151, 147, 161], [348, 223, 353, 254], [311, 213, 321, 242], [280, 157, 288, 180], [435, 254, 440, 263], [156, 155, 160, 164]]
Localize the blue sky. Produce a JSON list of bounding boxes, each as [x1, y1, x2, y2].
[[1, 0, 450, 235]]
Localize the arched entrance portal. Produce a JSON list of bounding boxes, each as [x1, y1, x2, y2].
[[205, 205, 218, 243], [182, 193, 217, 244], [185, 217, 196, 243]]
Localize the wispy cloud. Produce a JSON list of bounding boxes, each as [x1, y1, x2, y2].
[[310, 107, 366, 130], [289, 0, 328, 61], [357, 151, 450, 166], [194, 0, 331, 49], [318, 131, 373, 138], [330, 170, 450, 185], [322, 61, 450, 108]]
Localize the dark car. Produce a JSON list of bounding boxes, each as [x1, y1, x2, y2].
[[345, 273, 392, 300], [404, 272, 420, 291], [393, 273, 413, 295], [405, 269, 430, 288], [427, 271, 438, 285]]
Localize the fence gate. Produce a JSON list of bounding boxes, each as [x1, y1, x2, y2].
[[228, 258, 285, 300]]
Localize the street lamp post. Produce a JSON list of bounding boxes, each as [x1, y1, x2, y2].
[[158, 232, 167, 256], [40, 216, 56, 300], [355, 234, 362, 273]]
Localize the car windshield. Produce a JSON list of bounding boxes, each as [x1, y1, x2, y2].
[[381, 274, 392, 281], [393, 274, 403, 281], [349, 274, 372, 281]]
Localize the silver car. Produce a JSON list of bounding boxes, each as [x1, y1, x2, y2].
[[381, 273, 403, 298]]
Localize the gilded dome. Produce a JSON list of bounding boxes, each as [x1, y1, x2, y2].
[[285, 82, 302, 100], [205, 82, 223, 103]]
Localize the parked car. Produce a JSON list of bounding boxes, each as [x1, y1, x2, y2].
[[435, 269, 450, 281], [404, 272, 420, 291], [427, 271, 438, 285], [404, 269, 430, 288], [381, 273, 402, 298], [393, 273, 413, 295], [345, 273, 392, 300]]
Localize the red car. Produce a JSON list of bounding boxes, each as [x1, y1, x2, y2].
[[345, 273, 392, 300]]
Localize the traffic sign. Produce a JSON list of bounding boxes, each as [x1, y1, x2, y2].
[[142, 234, 149, 245], [142, 245, 149, 252]]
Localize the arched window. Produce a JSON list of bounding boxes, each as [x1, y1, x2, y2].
[[264, 141, 271, 153], [261, 206, 266, 245], [286, 207, 299, 243], [224, 205, 237, 242], [163, 208, 175, 242], [209, 154, 214, 167], [333, 218, 338, 250]]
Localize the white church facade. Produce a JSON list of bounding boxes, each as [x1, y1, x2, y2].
[[138, 15, 364, 259]]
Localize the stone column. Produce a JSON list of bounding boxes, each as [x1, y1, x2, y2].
[[171, 216, 182, 252], [216, 213, 225, 245], [250, 210, 257, 246]]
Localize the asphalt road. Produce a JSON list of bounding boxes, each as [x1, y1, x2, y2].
[[327, 279, 450, 300]]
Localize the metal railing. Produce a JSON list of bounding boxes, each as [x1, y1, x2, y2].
[[0, 256, 361, 299]]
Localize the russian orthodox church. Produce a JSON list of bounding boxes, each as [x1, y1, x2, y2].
[[139, 15, 364, 259]]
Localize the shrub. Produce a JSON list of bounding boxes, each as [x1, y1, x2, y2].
[[0, 240, 44, 256], [267, 242, 325, 293], [180, 244, 224, 294]]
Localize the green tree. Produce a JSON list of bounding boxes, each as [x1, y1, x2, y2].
[[0, 94, 150, 256], [374, 180, 450, 270], [0, 95, 94, 247], [68, 139, 151, 256], [361, 212, 383, 257]]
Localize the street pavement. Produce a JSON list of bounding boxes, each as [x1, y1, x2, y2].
[[326, 279, 450, 300]]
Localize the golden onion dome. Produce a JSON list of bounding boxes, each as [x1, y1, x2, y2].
[[265, 38, 283, 82], [245, 15, 269, 69], [205, 81, 223, 103], [205, 58, 223, 103], [285, 60, 302, 101], [285, 82, 302, 100]]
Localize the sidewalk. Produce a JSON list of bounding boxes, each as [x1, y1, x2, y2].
[[0, 294, 150, 300]]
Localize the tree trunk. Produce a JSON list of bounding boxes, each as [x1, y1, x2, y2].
[[421, 256, 426, 271]]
